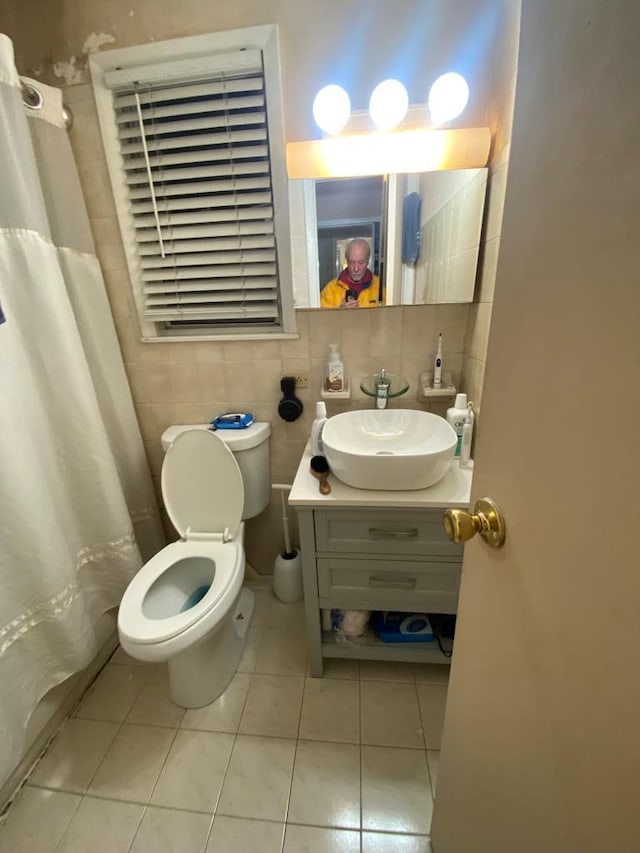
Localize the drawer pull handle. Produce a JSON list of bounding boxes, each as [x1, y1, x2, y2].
[[368, 527, 419, 539], [369, 576, 416, 589]]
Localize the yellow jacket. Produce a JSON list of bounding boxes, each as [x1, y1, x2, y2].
[[320, 276, 381, 308]]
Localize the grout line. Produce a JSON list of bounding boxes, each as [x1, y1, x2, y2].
[[356, 741, 427, 751], [127, 722, 179, 809], [190, 816, 431, 850], [47, 790, 83, 853], [286, 824, 363, 849], [73, 662, 152, 726], [278, 819, 287, 853], [124, 801, 150, 853], [285, 820, 429, 837], [38, 788, 215, 815], [200, 667, 254, 851], [26, 719, 121, 796], [205, 815, 285, 826], [426, 750, 439, 803], [203, 813, 216, 853], [113, 719, 184, 731], [413, 678, 429, 753], [279, 650, 306, 853], [70, 716, 128, 795]]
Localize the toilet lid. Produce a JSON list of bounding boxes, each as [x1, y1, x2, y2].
[[161, 429, 244, 539]]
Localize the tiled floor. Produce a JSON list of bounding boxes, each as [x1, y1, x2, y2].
[[0, 587, 449, 852]]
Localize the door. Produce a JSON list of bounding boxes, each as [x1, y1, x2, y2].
[[430, 2, 640, 852]]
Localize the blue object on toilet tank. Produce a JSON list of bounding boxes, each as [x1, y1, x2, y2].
[[211, 412, 254, 430]]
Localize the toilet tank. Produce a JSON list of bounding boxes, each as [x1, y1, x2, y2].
[[161, 423, 271, 520]]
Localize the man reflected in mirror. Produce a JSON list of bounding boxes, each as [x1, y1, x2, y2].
[[319, 238, 381, 308]]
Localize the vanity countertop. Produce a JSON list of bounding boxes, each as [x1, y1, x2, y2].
[[289, 443, 473, 508]]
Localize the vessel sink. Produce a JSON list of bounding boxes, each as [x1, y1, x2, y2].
[[322, 409, 457, 491]]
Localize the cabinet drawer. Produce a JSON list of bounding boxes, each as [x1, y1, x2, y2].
[[317, 557, 461, 613], [314, 508, 462, 559]]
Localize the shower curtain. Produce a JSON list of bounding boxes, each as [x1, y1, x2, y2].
[[0, 35, 164, 788]]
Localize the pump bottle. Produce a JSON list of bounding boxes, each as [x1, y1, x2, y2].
[[325, 344, 344, 392], [446, 393, 468, 457], [310, 401, 327, 455], [459, 404, 475, 468]]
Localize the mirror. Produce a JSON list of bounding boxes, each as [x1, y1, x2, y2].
[[290, 167, 487, 308], [315, 176, 385, 300]]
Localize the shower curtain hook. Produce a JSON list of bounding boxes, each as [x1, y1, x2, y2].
[[19, 77, 74, 130], [20, 79, 43, 110]]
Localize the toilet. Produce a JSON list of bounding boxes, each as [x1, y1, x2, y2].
[[118, 422, 271, 708]]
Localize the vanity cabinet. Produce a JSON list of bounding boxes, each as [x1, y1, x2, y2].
[[289, 449, 473, 677]]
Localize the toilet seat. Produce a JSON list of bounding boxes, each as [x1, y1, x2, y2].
[[118, 537, 244, 646], [118, 430, 246, 655], [162, 428, 244, 540]]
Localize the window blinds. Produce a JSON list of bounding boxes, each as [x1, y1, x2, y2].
[[109, 51, 281, 327]]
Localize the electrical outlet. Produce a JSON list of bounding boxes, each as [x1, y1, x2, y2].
[[281, 371, 309, 389]]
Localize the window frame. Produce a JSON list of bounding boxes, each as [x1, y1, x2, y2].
[[90, 25, 296, 341]]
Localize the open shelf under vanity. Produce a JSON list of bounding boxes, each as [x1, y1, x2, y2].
[[321, 628, 453, 665]]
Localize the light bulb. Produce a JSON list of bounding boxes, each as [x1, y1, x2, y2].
[[369, 79, 409, 131], [312, 85, 351, 135], [428, 72, 470, 126]]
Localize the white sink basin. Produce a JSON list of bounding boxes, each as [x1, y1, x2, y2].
[[322, 409, 457, 491]]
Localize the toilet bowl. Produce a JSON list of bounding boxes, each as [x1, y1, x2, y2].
[[118, 423, 270, 708]]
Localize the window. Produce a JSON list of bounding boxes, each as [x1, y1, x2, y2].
[[90, 27, 294, 340]]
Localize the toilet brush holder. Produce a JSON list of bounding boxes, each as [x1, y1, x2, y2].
[[271, 483, 303, 603], [273, 550, 303, 603]]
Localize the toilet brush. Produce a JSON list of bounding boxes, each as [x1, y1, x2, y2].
[[271, 484, 303, 603]]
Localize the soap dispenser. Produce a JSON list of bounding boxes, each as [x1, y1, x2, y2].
[[325, 344, 344, 392]]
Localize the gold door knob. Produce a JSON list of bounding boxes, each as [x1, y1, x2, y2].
[[443, 497, 506, 548]]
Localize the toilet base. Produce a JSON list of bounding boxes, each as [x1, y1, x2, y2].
[[167, 586, 255, 708]]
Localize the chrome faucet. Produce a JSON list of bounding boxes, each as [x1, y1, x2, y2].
[[375, 369, 391, 409]]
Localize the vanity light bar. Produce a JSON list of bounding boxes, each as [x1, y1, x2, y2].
[[285, 126, 490, 179]]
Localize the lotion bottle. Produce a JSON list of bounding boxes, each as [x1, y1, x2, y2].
[[310, 401, 327, 455], [325, 343, 344, 392], [459, 404, 474, 468], [446, 393, 468, 457]]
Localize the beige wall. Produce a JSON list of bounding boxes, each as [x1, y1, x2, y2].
[[65, 76, 471, 570], [461, 142, 510, 412], [5, 0, 503, 141], [461, 1, 520, 418], [3, 0, 520, 570]]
